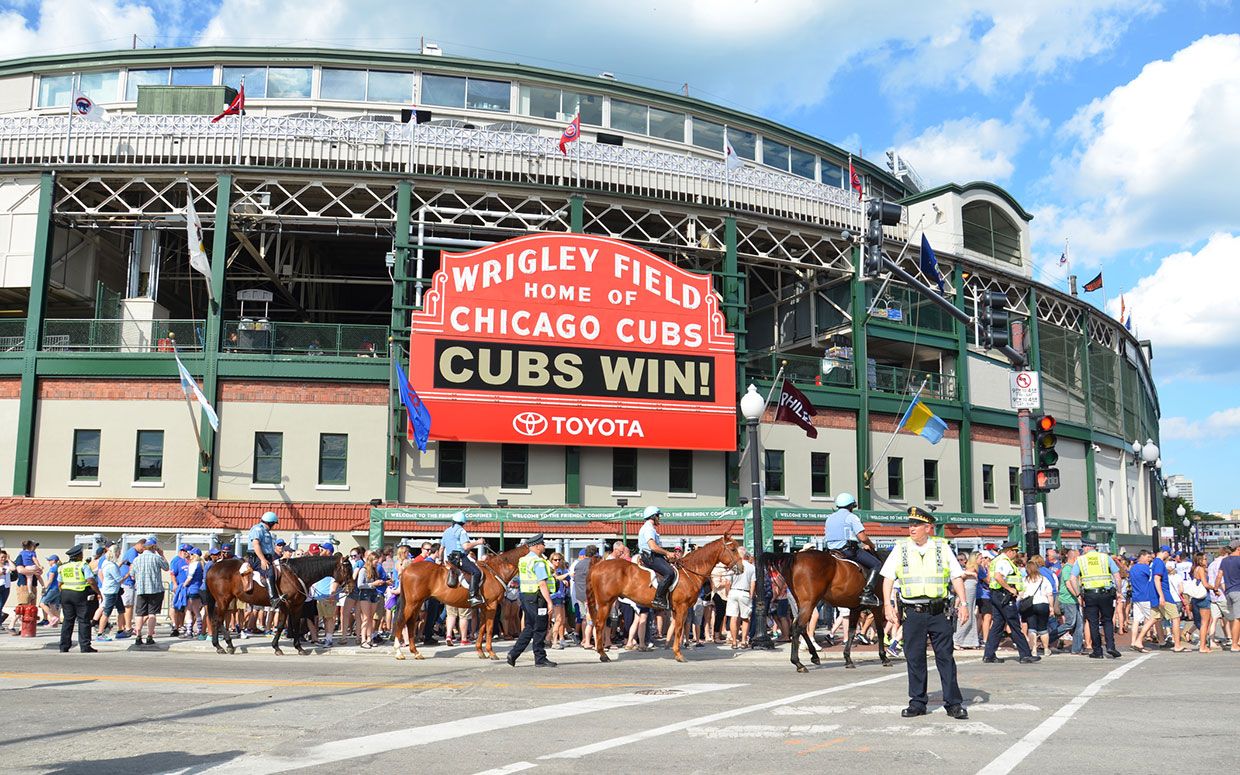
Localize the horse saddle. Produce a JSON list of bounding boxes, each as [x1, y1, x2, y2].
[[445, 552, 466, 588], [828, 550, 862, 571], [641, 564, 679, 592]]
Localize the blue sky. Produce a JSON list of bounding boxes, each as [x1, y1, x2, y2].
[[3, 0, 1238, 510]]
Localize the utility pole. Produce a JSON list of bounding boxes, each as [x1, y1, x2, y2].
[[1011, 321, 1039, 554]]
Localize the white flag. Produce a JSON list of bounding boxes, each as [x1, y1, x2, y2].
[[174, 348, 220, 432], [724, 132, 743, 171], [71, 91, 107, 122], [186, 188, 214, 301]]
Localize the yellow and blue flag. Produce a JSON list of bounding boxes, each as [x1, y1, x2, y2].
[[898, 395, 947, 444]]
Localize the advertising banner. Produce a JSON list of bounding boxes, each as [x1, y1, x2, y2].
[[409, 233, 737, 449]]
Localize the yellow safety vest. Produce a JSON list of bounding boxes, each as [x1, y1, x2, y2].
[[894, 537, 951, 599], [59, 561, 90, 592], [988, 556, 1025, 592], [518, 553, 554, 595], [1078, 551, 1114, 590]]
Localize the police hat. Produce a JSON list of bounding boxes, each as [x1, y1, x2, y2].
[[524, 533, 546, 547], [66, 543, 86, 558], [1000, 540, 1020, 552], [1081, 537, 1098, 548], [907, 506, 936, 525]]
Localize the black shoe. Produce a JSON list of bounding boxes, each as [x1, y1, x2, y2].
[[982, 656, 1005, 664], [506, 653, 517, 667], [534, 659, 558, 668], [1018, 656, 1041, 664], [945, 705, 969, 720], [900, 706, 927, 718], [650, 595, 670, 611], [81, 646, 98, 653], [59, 648, 70, 653], [422, 638, 440, 646], [1088, 652, 1105, 659], [1106, 649, 1122, 659]]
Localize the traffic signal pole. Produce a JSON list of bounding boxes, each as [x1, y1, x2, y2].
[[1011, 321, 1040, 555]]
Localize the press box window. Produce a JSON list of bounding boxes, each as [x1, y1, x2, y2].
[[253, 432, 283, 484], [134, 430, 164, 482], [222, 66, 267, 97], [764, 450, 785, 496], [924, 459, 939, 501], [519, 85, 601, 124], [72, 429, 101, 481], [438, 441, 466, 488], [982, 464, 995, 504], [266, 67, 312, 99], [125, 68, 169, 101], [318, 433, 348, 485], [811, 452, 830, 498], [887, 457, 904, 500], [501, 444, 528, 489], [668, 450, 693, 494], [613, 448, 638, 492]]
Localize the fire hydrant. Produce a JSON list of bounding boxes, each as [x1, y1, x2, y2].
[[15, 604, 38, 637]]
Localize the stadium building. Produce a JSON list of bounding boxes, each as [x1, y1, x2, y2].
[[0, 46, 1164, 556]]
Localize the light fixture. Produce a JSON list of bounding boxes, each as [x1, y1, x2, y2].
[[1168, 484, 1180, 499], [1176, 505, 1187, 519], [740, 384, 765, 422], [496, 498, 509, 508], [1131, 440, 1142, 455], [368, 498, 382, 507], [1141, 439, 1160, 464], [616, 498, 628, 508], [1154, 458, 1162, 470], [739, 497, 749, 506]]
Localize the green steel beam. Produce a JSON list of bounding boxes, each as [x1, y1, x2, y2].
[[196, 174, 231, 498], [565, 446, 581, 505], [387, 180, 413, 502], [866, 322, 956, 351], [12, 173, 56, 496], [724, 216, 743, 507], [569, 194, 584, 233], [954, 267, 974, 513]]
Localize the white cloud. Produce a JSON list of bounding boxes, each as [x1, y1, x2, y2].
[[893, 96, 1046, 185], [1161, 406, 1240, 441], [1034, 34, 1240, 259], [0, 0, 158, 58]]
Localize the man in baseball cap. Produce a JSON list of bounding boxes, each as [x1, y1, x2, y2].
[[982, 540, 1037, 664]]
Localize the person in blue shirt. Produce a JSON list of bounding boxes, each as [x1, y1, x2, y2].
[[823, 493, 881, 606], [1151, 546, 1181, 649], [246, 511, 284, 605], [169, 544, 190, 636], [41, 555, 62, 626], [441, 512, 485, 606], [638, 506, 676, 610]]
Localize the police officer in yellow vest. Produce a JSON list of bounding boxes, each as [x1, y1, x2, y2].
[[982, 540, 1039, 664], [881, 507, 969, 719], [506, 534, 557, 668], [58, 544, 101, 653], [1075, 538, 1122, 659]]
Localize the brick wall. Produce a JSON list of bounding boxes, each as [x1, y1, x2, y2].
[[37, 379, 184, 400], [870, 411, 961, 438], [760, 407, 857, 432], [972, 423, 1019, 446], [219, 381, 386, 405], [0, 378, 19, 399]]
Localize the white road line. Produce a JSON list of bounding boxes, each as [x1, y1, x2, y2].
[[194, 682, 741, 774], [868, 722, 1005, 736], [470, 763, 537, 775], [771, 705, 856, 716], [687, 724, 841, 739], [976, 653, 1155, 775], [861, 703, 1040, 714], [540, 659, 979, 760]]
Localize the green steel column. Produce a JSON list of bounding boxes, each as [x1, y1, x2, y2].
[[569, 194, 584, 233], [1080, 321, 1098, 523], [724, 216, 744, 506], [565, 446, 581, 504], [196, 174, 232, 499], [386, 180, 413, 502], [12, 173, 56, 496], [852, 251, 871, 509], [953, 267, 974, 513]]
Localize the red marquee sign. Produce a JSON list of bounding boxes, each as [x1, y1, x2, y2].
[[409, 233, 737, 450]]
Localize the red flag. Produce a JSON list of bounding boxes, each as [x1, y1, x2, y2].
[[558, 113, 580, 154], [1084, 272, 1103, 292], [212, 83, 245, 123], [849, 156, 863, 200], [775, 379, 818, 439]]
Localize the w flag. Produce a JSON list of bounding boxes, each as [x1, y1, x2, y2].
[[185, 187, 214, 300], [898, 395, 947, 445], [1084, 272, 1103, 292], [920, 234, 945, 292], [724, 133, 743, 170], [212, 82, 245, 123], [849, 156, 863, 199], [173, 349, 219, 432], [558, 113, 580, 154], [71, 91, 107, 122], [1058, 251, 1068, 266], [775, 379, 818, 438], [394, 359, 432, 452]]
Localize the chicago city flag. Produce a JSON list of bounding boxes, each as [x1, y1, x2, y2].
[[775, 379, 818, 438]]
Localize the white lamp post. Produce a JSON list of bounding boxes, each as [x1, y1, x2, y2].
[[739, 384, 774, 649]]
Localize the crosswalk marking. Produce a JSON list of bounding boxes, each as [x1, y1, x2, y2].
[[687, 725, 842, 739], [775, 703, 1039, 716]]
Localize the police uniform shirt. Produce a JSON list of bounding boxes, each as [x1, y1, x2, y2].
[[1073, 551, 1119, 587], [441, 524, 469, 555], [880, 539, 963, 602], [246, 524, 276, 556], [637, 520, 661, 552], [59, 560, 96, 590], [824, 509, 865, 550], [990, 555, 1019, 585]]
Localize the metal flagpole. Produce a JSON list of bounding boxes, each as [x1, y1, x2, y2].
[[736, 362, 786, 473], [170, 340, 210, 464], [865, 376, 928, 485], [63, 73, 76, 162], [236, 76, 244, 166], [724, 127, 732, 210]]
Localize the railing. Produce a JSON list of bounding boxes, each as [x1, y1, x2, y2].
[[868, 284, 956, 333], [0, 114, 907, 237], [41, 319, 205, 352], [222, 321, 388, 358], [871, 364, 957, 401], [748, 352, 853, 389], [0, 319, 25, 352]]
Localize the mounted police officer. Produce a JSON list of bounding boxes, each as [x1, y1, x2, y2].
[[982, 540, 1038, 664], [639, 506, 675, 610], [825, 493, 881, 607], [58, 543, 101, 653], [441, 511, 484, 606], [1076, 538, 1122, 659], [881, 507, 968, 719], [506, 534, 556, 668], [246, 511, 284, 606]]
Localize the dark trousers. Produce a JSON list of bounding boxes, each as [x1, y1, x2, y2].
[[843, 545, 881, 572], [59, 589, 96, 652], [983, 593, 1033, 659], [643, 552, 675, 590], [423, 598, 444, 642], [508, 592, 548, 663], [902, 607, 963, 710], [1082, 589, 1117, 654]]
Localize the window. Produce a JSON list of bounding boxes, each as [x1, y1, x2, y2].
[[691, 117, 724, 151], [421, 74, 466, 107], [134, 430, 164, 482], [610, 99, 647, 134], [519, 85, 601, 123], [72, 429, 100, 481], [647, 106, 685, 141], [266, 67, 312, 98], [887, 457, 904, 500], [962, 201, 1022, 265], [171, 67, 213, 86], [982, 464, 995, 504], [763, 138, 790, 171], [1010, 467, 1021, 504], [565, 90, 602, 125], [222, 66, 267, 97], [522, 85, 560, 118], [78, 71, 120, 102], [38, 74, 74, 107], [253, 432, 283, 484], [728, 127, 757, 160], [125, 68, 169, 101], [764, 450, 785, 496], [366, 70, 413, 102], [320, 68, 367, 101], [613, 449, 638, 492], [318, 433, 348, 485], [466, 78, 511, 111], [924, 459, 939, 501], [821, 159, 843, 187], [811, 452, 830, 498], [437, 441, 466, 488], [669, 450, 693, 494], [501, 444, 528, 489], [790, 148, 816, 180]]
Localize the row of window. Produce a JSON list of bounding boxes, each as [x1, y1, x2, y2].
[[70, 430, 348, 486], [437, 443, 696, 494], [35, 65, 865, 189]]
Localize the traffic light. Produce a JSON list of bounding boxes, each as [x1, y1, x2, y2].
[[1033, 414, 1060, 492], [978, 290, 1010, 349], [863, 199, 902, 278]]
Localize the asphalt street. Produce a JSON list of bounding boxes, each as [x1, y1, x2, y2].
[[1, 634, 1235, 774]]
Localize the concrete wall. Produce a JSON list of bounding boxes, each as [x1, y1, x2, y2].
[[404, 440, 563, 507], [866, 429, 960, 512], [1045, 439, 1088, 521], [0, 176, 41, 288], [1093, 447, 1127, 526], [750, 423, 857, 509], [969, 354, 1013, 411], [972, 436, 1022, 517], [581, 447, 726, 508], [0, 75, 32, 115], [0, 393, 17, 496]]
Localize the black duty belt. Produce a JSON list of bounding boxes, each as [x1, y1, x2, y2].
[[902, 600, 949, 614]]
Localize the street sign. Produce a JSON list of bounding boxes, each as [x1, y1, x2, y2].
[[1010, 370, 1041, 409]]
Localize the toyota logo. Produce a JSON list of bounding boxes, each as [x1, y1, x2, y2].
[[513, 411, 548, 437]]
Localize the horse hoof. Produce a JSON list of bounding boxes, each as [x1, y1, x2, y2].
[[297, 649, 309, 656], [489, 653, 500, 661], [796, 665, 808, 673], [882, 661, 893, 668], [226, 646, 235, 655], [675, 654, 686, 663], [395, 652, 406, 661], [845, 663, 856, 669], [273, 648, 283, 656], [414, 653, 425, 660], [600, 653, 611, 663], [215, 647, 227, 655], [810, 656, 821, 666]]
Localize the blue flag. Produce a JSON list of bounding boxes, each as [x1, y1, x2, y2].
[[393, 359, 432, 452], [920, 234, 945, 292]]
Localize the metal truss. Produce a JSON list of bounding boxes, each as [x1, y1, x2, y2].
[[1037, 294, 1085, 333], [1088, 315, 1118, 350]]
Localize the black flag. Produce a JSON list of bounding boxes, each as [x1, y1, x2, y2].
[[1084, 272, 1103, 292]]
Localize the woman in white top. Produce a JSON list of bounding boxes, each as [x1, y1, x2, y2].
[[1018, 556, 1055, 656]]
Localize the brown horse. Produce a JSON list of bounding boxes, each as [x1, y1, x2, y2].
[[586, 535, 742, 663], [205, 553, 353, 656], [765, 549, 893, 672], [391, 545, 528, 660]]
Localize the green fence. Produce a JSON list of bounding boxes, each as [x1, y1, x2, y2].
[[871, 364, 957, 401], [748, 351, 853, 389], [0, 319, 24, 352], [41, 319, 206, 352], [223, 321, 388, 357]]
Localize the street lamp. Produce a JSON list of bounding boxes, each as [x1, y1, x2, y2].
[[1141, 439, 1159, 464], [740, 384, 775, 650]]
